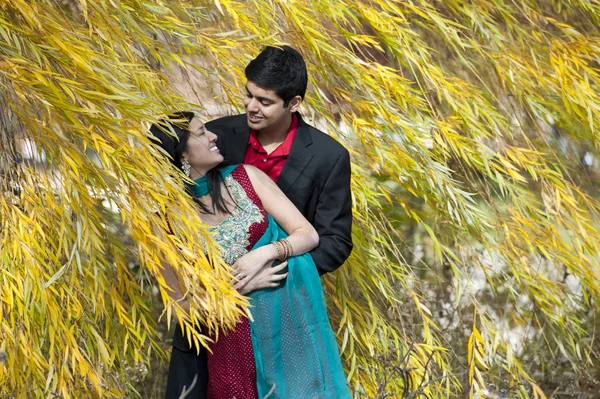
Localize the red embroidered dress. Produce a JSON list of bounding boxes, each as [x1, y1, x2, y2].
[[206, 165, 266, 399]]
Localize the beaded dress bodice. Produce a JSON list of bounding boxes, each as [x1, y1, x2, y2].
[[208, 167, 268, 264]]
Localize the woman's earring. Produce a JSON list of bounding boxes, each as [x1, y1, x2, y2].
[[182, 159, 191, 176]]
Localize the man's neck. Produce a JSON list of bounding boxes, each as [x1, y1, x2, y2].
[[256, 114, 293, 150]]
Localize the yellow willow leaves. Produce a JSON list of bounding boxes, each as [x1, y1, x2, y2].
[[1, 0, 600, 397], [194, 0, 600, 396], [0, 1, 251, 398], [468, 322, 488, 399]]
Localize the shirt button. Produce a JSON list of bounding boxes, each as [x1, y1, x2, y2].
[[262, 158, 267, 162]]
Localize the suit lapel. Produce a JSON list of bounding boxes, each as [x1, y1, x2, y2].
[[277, 114, 313, 194], [227, 125, 251, 164]]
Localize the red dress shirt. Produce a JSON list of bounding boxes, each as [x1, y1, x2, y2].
[[243, 114, 299, 182]]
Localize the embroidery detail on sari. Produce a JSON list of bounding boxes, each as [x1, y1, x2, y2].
[[209, 174, 264, 264]]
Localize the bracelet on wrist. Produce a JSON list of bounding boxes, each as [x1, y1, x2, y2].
[[283, 238, 294, 257], [273, 241, 284, 261], [272, 239, 294, 262]]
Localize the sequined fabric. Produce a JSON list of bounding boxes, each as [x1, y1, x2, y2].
[[208, 171, 265, 264], [207, 165, 267, 399]]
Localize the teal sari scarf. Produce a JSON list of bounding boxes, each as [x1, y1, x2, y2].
[[190, 165, 237, 197], [248, 216, 351, 398]]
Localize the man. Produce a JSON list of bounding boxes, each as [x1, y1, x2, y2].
[[165, 45, 353, 398]]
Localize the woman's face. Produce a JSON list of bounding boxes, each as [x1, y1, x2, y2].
[[182, 117, 224, 179]]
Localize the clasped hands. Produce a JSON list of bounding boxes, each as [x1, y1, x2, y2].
[[230, 244, 288, 295]]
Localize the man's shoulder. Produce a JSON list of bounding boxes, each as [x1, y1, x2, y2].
[[205, 113, 247, 131], [302, 120, 349, 159]]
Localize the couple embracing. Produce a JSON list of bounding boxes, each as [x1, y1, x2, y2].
[[152, 45, 352, 399]]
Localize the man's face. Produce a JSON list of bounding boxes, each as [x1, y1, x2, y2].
[[243, 81, 294, 133]]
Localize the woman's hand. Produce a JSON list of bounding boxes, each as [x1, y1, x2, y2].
[[231, 245, 278, 292], [238, 261, 288, 295]]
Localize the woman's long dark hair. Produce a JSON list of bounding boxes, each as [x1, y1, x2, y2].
[[149, 111, 233, 214]]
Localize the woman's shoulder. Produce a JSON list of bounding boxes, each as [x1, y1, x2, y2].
[[227, 164, 263, 189], [225, 163, 251, 180], [226, 164, 266, 209], [238, 164, 267, 182], [230, 164, 274, 200]]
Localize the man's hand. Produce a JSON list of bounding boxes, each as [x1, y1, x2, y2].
[[237, 261, 288, 295]]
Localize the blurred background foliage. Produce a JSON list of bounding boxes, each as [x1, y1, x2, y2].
[[1, 0, 600, 398]]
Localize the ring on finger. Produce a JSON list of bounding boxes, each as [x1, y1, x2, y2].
[[236, 273, 243, 280]]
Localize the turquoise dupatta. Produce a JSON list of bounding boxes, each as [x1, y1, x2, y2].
[[247, 215, 351, 398], [190, 165, 237, 197]]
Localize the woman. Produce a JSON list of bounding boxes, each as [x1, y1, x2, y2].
[[151, 112, 350, 399]]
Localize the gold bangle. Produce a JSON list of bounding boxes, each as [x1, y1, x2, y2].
[[283, 238, 294, 257], [275, 241, 286, 261], [281, 241, 289, 261], [273, 242, 283, 260]]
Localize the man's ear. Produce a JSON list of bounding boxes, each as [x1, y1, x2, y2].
[[288, 96, 303, 113]]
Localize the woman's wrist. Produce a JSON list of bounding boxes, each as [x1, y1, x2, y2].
[[262, 243, 279, 262], [271, 239, 294, 261]]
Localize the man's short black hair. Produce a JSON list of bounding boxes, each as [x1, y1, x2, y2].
[[245, 45, 308, 107]]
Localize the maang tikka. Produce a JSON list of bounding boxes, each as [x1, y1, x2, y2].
[[182, 159, 191, 176]]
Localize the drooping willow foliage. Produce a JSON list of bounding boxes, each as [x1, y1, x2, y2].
[[1, 0, 599, 398]]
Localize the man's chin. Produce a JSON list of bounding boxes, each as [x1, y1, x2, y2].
[[247, 118, 263, 129]]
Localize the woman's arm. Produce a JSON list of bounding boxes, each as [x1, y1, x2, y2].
[[230, 165, 319, 292], [159, 261, 190, 313], [245, 164, 319, 254]]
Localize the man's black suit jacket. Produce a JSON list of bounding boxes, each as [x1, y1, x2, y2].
[[206, 112, 353, 275], [164, 112, 352, 399]]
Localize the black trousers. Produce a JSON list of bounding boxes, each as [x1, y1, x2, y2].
[[164, 324, 208, 399]]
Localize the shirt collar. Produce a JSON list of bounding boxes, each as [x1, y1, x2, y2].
[[248, 113, 299, 156]]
